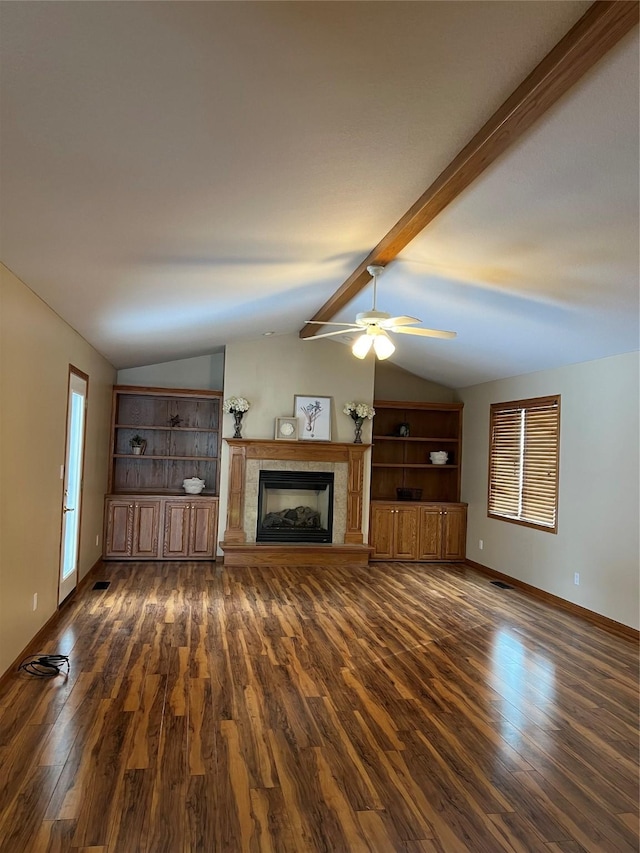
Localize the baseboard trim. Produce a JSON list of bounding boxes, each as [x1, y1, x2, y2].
[[0, 556, 105, 686], [465, 558, 639, 642]]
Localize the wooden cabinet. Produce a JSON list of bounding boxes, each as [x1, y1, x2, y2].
[[370, 503, 420, 560], [440, 504, 467, 560], [370, 503, 416, 560], [104, 497, 161, 559], [369, 400, 467, 562], [417, 504, 467, 561], [163, 499, 217, 558], [104, 495, 218, 560], [104, 386, 221, 560], [104, 499, 135, 558], [370, 501, 467, 562], [416, 505, 442, 560]]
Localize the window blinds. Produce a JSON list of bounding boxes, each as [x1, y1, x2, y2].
[[488, 396, 560, 532]]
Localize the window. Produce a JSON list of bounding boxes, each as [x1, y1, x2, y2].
[[488, 395, 560, 533]]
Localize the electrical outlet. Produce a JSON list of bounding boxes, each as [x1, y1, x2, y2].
[[479, 539, 484, 550], [32, 593, 38, 611], [96, 534, 100, 547], [574, 572, 580, 586]]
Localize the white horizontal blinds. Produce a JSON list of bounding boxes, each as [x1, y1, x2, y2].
[[488, 395, 560, 531], [521, 401, 559, 528], [488, 408, 522, 518]]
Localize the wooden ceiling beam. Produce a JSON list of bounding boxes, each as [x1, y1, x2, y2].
[[300, 0, 639, 338]]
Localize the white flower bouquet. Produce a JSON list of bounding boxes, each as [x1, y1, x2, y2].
[[223, 396, 251, 414], [343, 402, 375, 421]]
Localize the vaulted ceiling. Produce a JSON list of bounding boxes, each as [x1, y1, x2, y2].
[[1, 2, 638, 387]]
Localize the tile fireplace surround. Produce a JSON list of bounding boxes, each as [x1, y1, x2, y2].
[[221, 439, 372, 566]]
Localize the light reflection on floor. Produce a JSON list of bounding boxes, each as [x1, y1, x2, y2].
[[490, 626, 557, 741]]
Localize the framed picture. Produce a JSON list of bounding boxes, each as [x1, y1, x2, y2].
[[274, 416, 298, 441], [294, 395, 332, 441]]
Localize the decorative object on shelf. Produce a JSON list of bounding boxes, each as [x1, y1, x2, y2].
[[430, 451, 449, 464], [275, 416, 298, 440], [183, 477, 205, 495], [223, 396, 251, 438], [343, 402, 375, 444], [397, 422, 410, 437], [168, 414, 183, 427], [130, 435, 146, 455], [294, 395, 332, 441], [397, 487, 423, 501]]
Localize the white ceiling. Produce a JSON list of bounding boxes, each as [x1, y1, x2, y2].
[[1, 2, 638, 387]]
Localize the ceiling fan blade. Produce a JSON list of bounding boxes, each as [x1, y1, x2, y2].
[[391, 325, 457, 339], [380, 315, 421, 327], [303, 328, 357, 340], [303, 321, 359, 328]]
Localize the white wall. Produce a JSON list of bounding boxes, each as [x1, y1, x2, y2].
[[0, 265, 116, 675], [218, 333, 375, 550], [374, 361, 457, 403], [460, 351, 639, 629], [117, 352, 224, 390]]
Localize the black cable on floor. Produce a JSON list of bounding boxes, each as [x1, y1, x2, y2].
[[18, 654, 70, 678]]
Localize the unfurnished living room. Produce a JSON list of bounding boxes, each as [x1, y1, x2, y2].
[[0, 2, 638, 852]]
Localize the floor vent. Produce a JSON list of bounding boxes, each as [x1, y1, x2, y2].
[[92, 581, 110, 590], [490, 580, 514, 590]]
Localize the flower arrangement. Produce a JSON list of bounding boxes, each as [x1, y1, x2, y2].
[[343, 402, 375, 421], [223, 396, 250, 414]]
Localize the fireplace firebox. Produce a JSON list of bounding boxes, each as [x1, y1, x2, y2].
[[256, 470, 334, 543]]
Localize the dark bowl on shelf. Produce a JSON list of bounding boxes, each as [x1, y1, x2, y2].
[[396, 488, 423, 501]]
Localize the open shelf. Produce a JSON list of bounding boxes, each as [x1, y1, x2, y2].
[[371, 400, 463, 503], [108, 386, 222, 496]]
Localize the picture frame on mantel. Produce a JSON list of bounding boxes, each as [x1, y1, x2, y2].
[[274, 416, 299, 440], [294, 395, 332, 441]]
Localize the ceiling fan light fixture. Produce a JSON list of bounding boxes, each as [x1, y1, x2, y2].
[[352, 333, 374, 359], [372, 330, 395, 360]]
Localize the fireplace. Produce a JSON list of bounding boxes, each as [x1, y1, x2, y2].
[[221, 439, 371, 566], [256, 470, 334, 543]]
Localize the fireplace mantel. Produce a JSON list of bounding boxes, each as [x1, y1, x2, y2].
[[222, 439, 370, 555]]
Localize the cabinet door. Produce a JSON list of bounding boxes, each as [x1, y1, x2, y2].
[[104, 500, 134, 557], [369, 504, 395, 560], [394, 506, 419, 560], [163, 502, 191, 558], [189, 500, 217, 558], [132, 500, 161, 558], [418, 506, 442, 561], [442, 505, 467, 560]]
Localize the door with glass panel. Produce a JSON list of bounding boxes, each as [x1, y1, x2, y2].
[[59, 368, 88, 603]]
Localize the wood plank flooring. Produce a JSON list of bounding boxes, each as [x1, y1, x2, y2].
[[0, 561, 637, 852]]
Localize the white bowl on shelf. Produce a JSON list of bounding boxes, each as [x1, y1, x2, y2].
[[183, 477, 205, 494], [429, 451, 448, 465]]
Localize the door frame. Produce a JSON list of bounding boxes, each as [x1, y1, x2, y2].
[[58, 365, 89, 604]]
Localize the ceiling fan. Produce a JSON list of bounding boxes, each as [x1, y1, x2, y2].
[[303, 264, 457, 359]]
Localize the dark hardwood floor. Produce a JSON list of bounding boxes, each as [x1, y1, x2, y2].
[[0, 560, 637, 852]]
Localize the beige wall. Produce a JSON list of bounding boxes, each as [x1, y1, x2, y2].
[[117, 352, 224, 390], [459, 351, 639, 629], [218, 334, 375, 550], [0, 265, 115, 675], [374, 361, 457, 402]]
